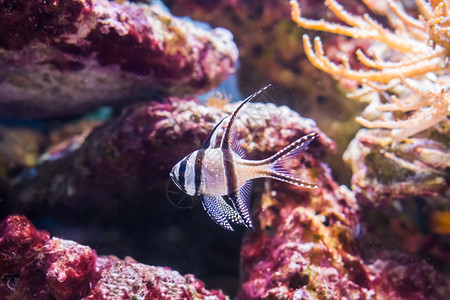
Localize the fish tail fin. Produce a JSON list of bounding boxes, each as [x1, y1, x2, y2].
[[265, 132, 318, 165], [267, 170, 317, 189], [265, 132, 319, 189]]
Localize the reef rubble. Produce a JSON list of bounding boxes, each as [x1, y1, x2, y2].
[[0, 215, 228, 300], [0, 0, 238, 118]]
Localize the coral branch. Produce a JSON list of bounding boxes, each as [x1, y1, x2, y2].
[[291, 0, 449, 140], [291, 0, 430, 53], [302, 35, 444, 83]]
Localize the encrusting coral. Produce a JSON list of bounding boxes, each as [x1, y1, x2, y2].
[[290, 0, 449, 140]]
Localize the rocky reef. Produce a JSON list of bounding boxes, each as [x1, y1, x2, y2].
[[0, 0, 238, 118], [4, 95, 450, 299], [0, 215, 227, 299], [0, 0, 449, 299], [11, 98, 332, 216], [237, 129, 449, 299]]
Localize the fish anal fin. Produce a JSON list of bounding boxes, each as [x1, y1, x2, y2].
[[239, 180, 252, 209], [229, 187, 253, 229]]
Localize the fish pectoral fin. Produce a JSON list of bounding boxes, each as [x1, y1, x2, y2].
[[201, 195, 236, 231], [228, 183, 253, 229]]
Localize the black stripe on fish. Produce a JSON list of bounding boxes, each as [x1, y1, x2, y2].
[[222, 149, 237, 195], [222, 150, 253, 228], [178, 153, 190, 192], [194, 150, 205, 195]]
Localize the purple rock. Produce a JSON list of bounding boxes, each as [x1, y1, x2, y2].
[[237, 141, 450, 299], [12, 97, 332, 215], [0, 215, 228, 299], [0, 0, 238, 118]]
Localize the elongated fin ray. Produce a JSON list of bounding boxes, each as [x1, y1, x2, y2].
[[257, 132, 319, 166], [203, 117, 228, 149], [268, 172, 317, 189], [264, 132, 319, 189], [201, 196, 234, 231], [220, 84, 272, 150]]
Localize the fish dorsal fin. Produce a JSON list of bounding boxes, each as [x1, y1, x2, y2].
[[220, 84, 272, 150], [201, 195, 235, 231], [228, 181, 253, 229], [203, 116, 228, 149], [229, 126, 246, 158]]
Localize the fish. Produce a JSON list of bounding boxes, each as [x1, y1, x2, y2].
[[170, 85, 318, 231]]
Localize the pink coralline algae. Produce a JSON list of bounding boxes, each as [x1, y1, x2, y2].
[[238, 146, 450, 299], [0, 215, 96, 299], [87, 256, 226, 300], [0, 215, 227, 300], [0, 0, 238, 118]]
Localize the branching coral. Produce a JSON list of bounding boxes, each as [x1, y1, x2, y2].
[[290, 0, 449, 140]]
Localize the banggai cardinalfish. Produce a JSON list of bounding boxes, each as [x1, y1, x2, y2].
[[170, 85, 318, 231]]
